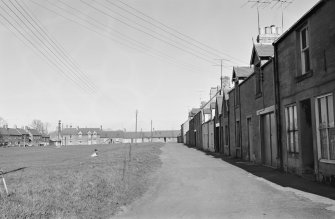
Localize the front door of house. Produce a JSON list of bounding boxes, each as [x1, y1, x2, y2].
[[247, 117, 252, 161], [261, 112, 277, 167]]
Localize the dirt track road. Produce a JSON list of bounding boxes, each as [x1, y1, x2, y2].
[[116, 143, 335, 219]]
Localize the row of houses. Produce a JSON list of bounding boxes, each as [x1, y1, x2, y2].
[[0, 126, 50, 146], [180, 0, 335, 184], [52, 127, 180, 146]]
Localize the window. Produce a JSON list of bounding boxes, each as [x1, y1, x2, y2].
[[236, 121, 241, 148], [316, 94, 335, 160], [285, 105, 299, 153], [300, 26, 310, 74], [225, 125, 229, 145], [255, 65, 263, 96], [235, 86, 240, 106]]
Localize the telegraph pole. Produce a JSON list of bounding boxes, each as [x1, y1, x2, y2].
[[57, 120, 61, 142], [135, 110, 138, 143], [150, 120, 153, 142], [213, 58, 229, 94]]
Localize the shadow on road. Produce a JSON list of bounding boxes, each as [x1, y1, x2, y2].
[[185, 144, 335, 200]]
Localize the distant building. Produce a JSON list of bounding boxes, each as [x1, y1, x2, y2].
[[26, 128, 43, 146], [59, 127, 102, 146]]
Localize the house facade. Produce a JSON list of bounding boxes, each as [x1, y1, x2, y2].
[[59, 127, 102, 145], [229, 66, 254, 158], [214, 95, 223, 153], [274, 0, 335, 181], [27, 128, 43, 146], [193, 110, 202, 149], [0, 127, 47, 147]]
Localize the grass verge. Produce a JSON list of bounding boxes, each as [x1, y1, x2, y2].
[[0, 143, 163, 218]]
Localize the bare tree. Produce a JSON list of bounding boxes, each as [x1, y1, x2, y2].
[[30, 119, 45, 134], [0, 117, 7, 127], [0, 117, 7, 145], [44, 122, 50, 134]]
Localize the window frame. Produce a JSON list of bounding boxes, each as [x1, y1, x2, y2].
[[315, 93, 335, 162], [300, 26, 310, 75], [285, 104, 299, 154], [255, 64, 263, 97]]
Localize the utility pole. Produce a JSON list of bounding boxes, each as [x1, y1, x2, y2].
[[213, 58, 229, 95], [57, 120, 61, 142], [151, 120, 153, 142], [135, 110, 138, 144]]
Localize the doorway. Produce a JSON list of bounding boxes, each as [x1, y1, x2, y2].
[[261, 112, 278, 167], [247, 117, 252, 161], [300, 99, 314, 173]]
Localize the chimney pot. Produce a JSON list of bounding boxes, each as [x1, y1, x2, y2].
[[265, 26, 271, 34], [276, 27, 282, 34]]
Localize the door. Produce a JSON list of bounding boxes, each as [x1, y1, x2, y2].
[[270, 113, 278, 167], [262, 114, 272, 166], [247, 117, 252, 161], [261, 112, 277, 167], [236, 121, 241, 158]]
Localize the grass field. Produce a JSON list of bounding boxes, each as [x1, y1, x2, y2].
[[0, 143, 163, 218]]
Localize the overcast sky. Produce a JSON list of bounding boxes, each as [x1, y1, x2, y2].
[[0, 0, 319, 132]]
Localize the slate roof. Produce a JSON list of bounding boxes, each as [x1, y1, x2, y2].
[[232, 66, 254, 81], [203, 108, 211, 114], [189, 108, 200, 117], [0, 128, 19, 136], [254, 43, 274, 57], [42, 134, 50, 138], [27, 128, 42, 136], [61, 128, 78, 136], [16, 128, 29, 135], [100, 130, 124, 138], [150, 130, 180, 138], [210, 102, 216, 110], [78, 128, 102, 135], [0, 128, 29, 136], [121, 130, 180, 139]]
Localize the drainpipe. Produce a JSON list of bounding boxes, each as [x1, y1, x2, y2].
[[273, 43, 283, 171]]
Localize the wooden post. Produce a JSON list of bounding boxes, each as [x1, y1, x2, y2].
[[0, 170, 8, 196], [128, 143, 132, 162]]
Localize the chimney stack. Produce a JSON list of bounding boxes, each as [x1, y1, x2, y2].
[[257, 25, 281, 44]]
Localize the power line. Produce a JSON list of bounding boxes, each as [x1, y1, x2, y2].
[[0, 5, 94, 96], [55, 0, 205, 72], [0, 0, 95, 94], [101, 0, 223, 59], [19, 0, 98, 92], [11, 0, 98, 93], [34, 0, 206, 74], [80, 0, 217, 65], [113, 0, 248, 66], [0, 1, 96, 95]]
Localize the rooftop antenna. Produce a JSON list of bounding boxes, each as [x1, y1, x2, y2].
[[270, 0, 294, 31], [242, 0, 271, 35]]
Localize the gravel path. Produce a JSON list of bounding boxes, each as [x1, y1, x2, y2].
[[116, 143, 335, 219]]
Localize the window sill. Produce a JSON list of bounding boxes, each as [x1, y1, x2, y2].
[[255, 92, 262, 99], [295, 70, 313, 83], [319, 159, 335, 164]]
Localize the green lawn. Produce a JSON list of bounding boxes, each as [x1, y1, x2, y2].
[[0, 143, 163, 218]]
